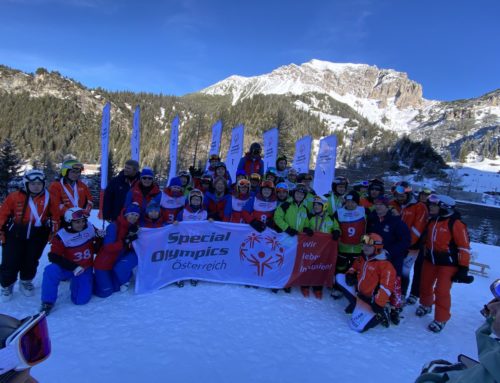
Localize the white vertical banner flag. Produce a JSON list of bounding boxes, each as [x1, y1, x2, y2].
[[131, 105, 140, 162], [98, 102, 111, 220], [225, 124, 244, 181], [292, 136, 312, 174], [313, 135, 337, 196], [168, 116, 180, 183], [263, 127, 279, 172], [205, 120, 223, 170]]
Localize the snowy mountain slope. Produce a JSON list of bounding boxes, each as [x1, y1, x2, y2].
[[1, 212, 499, 383], [200, 60, 500, 155]]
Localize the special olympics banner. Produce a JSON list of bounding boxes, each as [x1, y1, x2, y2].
[[263, 127, 278, 172], [313, 135, 337, 196], [98, 102, 110, 219], [168, 116, 180, 183], [292, 136, 312, 174], [133, 222, 337, 294], [205, 120, 222, 170], [131, 105, 140, 162], [225, 124, 244, 181]]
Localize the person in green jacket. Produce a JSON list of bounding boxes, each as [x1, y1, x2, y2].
[[273, 183, 309, 235], [324, 176, 349, 216], [301, 196, 341, 299], [415, 290, 500, 383]]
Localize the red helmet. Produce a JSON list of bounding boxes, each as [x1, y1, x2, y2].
[[361, 233, 384, 254], [260, 180, 275, 190]]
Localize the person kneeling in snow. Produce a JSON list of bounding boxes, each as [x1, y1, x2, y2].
[[93, 204, 141, 297], [40, 208, 104, 314], [338, 233, 396, 332]]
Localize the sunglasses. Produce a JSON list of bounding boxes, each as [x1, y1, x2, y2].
[[1, 313, 51, 372], [141, 176, 153, 180]]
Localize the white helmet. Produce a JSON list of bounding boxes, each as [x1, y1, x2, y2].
[[64, 207, 87, 223], [23, 170, 46, 192]]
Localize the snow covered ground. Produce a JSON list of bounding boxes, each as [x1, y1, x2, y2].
[[1, 213, 499, 383]]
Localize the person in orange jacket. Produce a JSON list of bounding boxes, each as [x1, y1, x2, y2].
[[389, 181, 429, 299], [0, 170, 59, 301], [49, 159, 93, 218], [341, 233, 397, 332], [416, 194, 473, 333]]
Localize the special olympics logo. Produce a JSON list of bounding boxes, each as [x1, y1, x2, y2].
[[239, 233, 285, 276]]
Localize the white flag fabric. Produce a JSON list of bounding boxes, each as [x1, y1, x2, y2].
[[313, 135, 337, 196], [263, 127, 279, 172], [133, 221, 337, 294], [131, 105, 140, 162], [292, 136, 312, 174], [225, 124, 244, 181], [205, 120, 223, 170], [168, 116, 180, 183]]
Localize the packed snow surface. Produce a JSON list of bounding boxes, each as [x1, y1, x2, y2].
[[1, 212, 499, 383]]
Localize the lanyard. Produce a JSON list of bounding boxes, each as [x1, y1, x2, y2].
[[61, 178, 79, 207], [27, 190, 49, 239]]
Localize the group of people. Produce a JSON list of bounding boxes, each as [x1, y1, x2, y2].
[[0, 142, 474, 334]]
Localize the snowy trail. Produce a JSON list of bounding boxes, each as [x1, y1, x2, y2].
[[1, 229, 499, 382]]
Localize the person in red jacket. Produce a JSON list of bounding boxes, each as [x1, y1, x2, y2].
[[141, 202, 166, 228], [40, 207, 104, 314], [237, 142, 264, 177], [0, 170, 59, 302], [224, 179, 251, 223], [123, 167, 161, 215], [416, 194, 473, 333], [204, 176, 231, 221], [93, 204, 141, 297], [341, 233, 396, 332], [160, 177, 185, 224], [389, 181, 429, 299], [49, 159, 93, 218], [242, 180, 277, 232]]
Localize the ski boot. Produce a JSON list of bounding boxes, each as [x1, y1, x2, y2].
[[301, 287, 310, 298], [20, 280, 35, 297], [1, 284, 14, 302], [390, 308, 402, 325], [190, 279, 199, 287], [40, 302, 54, 316], [416, 305, 432, 317], [428, 320, 446, 333], [176, 281, 185, 288], [406, 294, 418, 305]]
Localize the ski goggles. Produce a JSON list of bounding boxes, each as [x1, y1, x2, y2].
[[25, 174, 45, 183], [361, 234, 382, 246], [427, 194, 440, 205], [491, 279, 500, 299], [69, 209, 86, 221], [356, 181, 369, 187], [0, 313, 51, 373], [420, 187, 432, 195]]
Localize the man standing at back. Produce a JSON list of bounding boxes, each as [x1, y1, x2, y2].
[[103, 160, 140, 222]]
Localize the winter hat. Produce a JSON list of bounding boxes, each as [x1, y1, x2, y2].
[[169, 177, 183, 188], [146, 201, 161, 214], [345, 191, 360, 205], [141, 167, 154, 178], [374, 195, 391, 206], [124, 204, 141, 216]]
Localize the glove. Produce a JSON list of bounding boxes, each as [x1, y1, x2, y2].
[[345, 272, 358, 287], [0, 230, 6, 245], [124, 232, 138, 245], [303, 227, 314, 237], [331, 230, 340, 241], [189, 166, 203, 178], [420, 359, 466, 374], [250, 219, 266, 233], [73, 266, 85, 276], [96, 229, 106, 238], [451, 266, 474, 284], [285, 227, 298, 237]]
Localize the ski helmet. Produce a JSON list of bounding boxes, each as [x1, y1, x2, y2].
[[427, 194, 455, 215], [60, 160, 84, 177], [275, 182, 289, 192], [332, 176, 349, 195], [260, 180, 275, 191], [250, 173, 261, 182], [189, 189, 204, 206], [312, 195, 327, 213], [209, 154, 221, 162], [64, 207, 87, 224], [178, 171, 191, 184], [237, 179, 251, 192], [23, 169, 46, 191], [249, 142, 262, 155]]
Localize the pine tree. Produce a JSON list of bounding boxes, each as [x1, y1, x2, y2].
[[0, 139, 23, 198], [477, 219, 496, 245]]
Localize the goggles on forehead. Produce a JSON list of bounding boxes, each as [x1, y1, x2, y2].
[[70, 210, 86, 220], [0, 313, 51, 372], [421, 188, 432, 194], [361, 234, 382, 246], [427, 194, 440, 204]]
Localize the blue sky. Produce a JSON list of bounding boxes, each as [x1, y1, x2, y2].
[[1, 0, 499, 101]]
